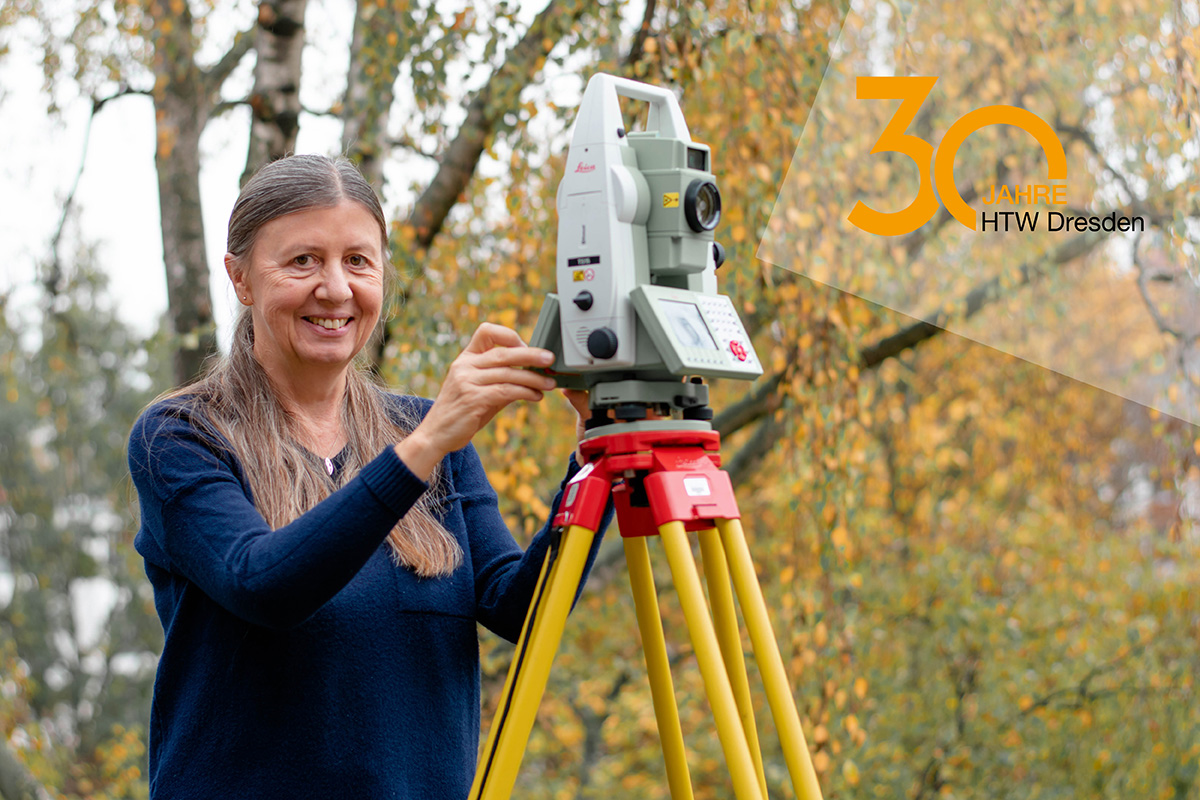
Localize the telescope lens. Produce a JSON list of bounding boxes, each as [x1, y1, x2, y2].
[[685, 180, 721, 232]]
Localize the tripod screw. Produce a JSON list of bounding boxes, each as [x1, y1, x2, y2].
[[614, 404, 648, 421]]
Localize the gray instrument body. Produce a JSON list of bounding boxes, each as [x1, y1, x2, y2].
[[530, 74, 762, 399]]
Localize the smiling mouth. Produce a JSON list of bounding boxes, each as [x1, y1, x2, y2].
[[304, 316, 352, 330]]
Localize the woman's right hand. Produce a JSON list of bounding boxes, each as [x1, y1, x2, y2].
[[395, 323, 557, 480]]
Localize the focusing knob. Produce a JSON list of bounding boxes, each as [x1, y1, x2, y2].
[[712, 242, 726, 269], [587, 327, 619, 359], [573, 291, 594, 310]]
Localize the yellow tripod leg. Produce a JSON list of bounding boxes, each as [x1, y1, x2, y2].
[[658, 521, 765, 800], [698, 527, 768, 800], [470, 543, 554, 800], [624, 536, 696, 800], [717, 518, 824, 800], [471, 524, 597, 800]]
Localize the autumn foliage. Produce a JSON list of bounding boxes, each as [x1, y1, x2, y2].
[[1, 0, 1199, 797]]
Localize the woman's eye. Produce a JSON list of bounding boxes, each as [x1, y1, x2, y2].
[[347, 254, 366, 267], [293, 254, 313, 266]]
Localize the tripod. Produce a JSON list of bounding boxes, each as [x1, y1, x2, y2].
[[468, 418, 824, 800]]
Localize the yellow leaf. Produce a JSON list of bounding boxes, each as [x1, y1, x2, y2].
[[831, 526, 849, 550], [842, 759, 860, 786]]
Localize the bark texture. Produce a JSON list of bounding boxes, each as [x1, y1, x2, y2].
[[148, 5, 251, 385], [241, 0, 308, 184]]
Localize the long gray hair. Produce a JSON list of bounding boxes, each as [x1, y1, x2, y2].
[[166, 154, 462, 577]]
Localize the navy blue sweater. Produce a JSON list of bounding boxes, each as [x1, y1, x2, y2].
[[127, 395, 609, 799]]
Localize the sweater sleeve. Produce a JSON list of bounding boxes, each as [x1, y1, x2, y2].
[[127, 404, 428, 630], [456, 444, 613, 643]]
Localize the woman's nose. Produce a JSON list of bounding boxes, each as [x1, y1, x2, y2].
[[316, 265, 353, 303]]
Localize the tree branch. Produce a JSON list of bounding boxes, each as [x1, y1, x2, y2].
[[376, 0, 600, 362], [1057, 120, 1138, 205], [212, 97, 248, 117], [622, 0, 658, 69], [388, 133, 440, 160], [1132, 231, 1200, 344], [858, 219, 1117, 369], [202, 23, 256, 94], [404, 0, 595, 253], [713, 370, 785, 439], [92, 85, 153, 113], [725, 411, 787, 488], [46, 85, 157, 293]]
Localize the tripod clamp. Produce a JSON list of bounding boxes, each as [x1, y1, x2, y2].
[[555, 425, 738, 536]]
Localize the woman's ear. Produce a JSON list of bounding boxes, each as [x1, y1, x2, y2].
[[225, 253, 252, 305]]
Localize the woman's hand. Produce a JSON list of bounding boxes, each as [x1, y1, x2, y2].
[[562, 389, 592, 464], [396, 323, 557, 480]]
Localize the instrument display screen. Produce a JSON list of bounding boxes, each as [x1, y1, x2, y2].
[[662, 300, 719, 350]]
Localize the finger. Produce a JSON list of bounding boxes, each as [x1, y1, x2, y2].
[[464, 322, 527, 353], [470, 367, 558, 391], [485, 384, 547, 410], [469, 345, 556, 370]]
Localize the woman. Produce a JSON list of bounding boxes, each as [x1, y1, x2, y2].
[[127, 154, 609, 798]]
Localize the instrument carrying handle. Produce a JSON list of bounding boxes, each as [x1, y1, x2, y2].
[[587, 73, 692, 141]]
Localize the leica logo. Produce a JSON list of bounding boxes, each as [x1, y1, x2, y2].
[[574, 162, 596, 173]]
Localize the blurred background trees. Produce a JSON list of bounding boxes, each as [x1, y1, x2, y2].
[[1, 0, 1198, 797]]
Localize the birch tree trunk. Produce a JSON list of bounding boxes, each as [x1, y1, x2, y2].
[[241, 0, 308, 185]]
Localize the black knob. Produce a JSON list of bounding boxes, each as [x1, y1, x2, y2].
[[573, 291, 594, 310], [587, 327, 619, 359], [712, 242, 726, 269], [615, 404, 647, 421]]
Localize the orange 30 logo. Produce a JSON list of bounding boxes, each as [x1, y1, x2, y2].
[[848, 76, 1068, 235]]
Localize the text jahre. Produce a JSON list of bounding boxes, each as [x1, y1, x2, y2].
[[982, 184, 1067, 205]]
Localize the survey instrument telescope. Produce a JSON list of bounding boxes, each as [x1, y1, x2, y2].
[[530, 73, 763, 418]]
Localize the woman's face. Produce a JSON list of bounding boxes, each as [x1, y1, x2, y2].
[[228, 200, 385, 385]]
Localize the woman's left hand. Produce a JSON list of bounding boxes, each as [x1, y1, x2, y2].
[[562, 389, 592, 464]]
